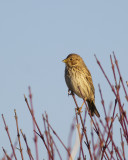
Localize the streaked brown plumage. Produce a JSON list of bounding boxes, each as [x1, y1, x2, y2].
[[63, 53, 100, 117]]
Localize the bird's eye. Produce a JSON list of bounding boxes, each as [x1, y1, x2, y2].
[[70, 58, 72, 60]]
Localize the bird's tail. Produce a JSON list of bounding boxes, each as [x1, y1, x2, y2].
[[87, 100, 100, 117]]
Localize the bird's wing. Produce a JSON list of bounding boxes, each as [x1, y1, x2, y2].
[[84, 66, 95, 95]]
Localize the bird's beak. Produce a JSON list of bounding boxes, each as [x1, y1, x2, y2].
[[62, 58, 68, 63]]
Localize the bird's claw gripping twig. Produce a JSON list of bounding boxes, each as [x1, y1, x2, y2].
[[76, 107, 83, 115], [68, 89, 73, 96]]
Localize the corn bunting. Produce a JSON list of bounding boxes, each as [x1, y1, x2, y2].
[[63, 53, 100, 117]]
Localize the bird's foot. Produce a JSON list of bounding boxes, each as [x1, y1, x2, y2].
[[68, 89, 73, 96], [76, 101, 85, 114], [76, 106, 83, 114]]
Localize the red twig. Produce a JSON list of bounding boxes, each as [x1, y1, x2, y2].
[[78, 109, 87, 160], [91, 121, 96, 160], [2, 114, 17, 160], [42, 114, 51, 160], [94, 54, 116, 96], [67, 118, 75, 157], [2, 147, 11, 160], [20, 129, 34, 160], [28, 87, 39, 160], [113, 52, 128, 101], [98, 84, 107, 118], [24, 94, 52, 158], [42, 115, 72, 159], [120, 128, 126, 160], [71, 93, 93, 160], [14, 109, 24, 160]]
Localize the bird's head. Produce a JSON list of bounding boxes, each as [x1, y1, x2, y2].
[[62, 53, 84, 67]]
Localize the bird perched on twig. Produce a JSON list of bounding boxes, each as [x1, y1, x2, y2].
[[63, 53, 100, 117]]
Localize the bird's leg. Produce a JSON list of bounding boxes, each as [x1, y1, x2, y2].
[[77, 98, 87, 114], [77, 102, 84, 114], [69, 90, 83, 114]]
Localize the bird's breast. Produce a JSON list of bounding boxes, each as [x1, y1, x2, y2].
[[65, 67, 90, 98]]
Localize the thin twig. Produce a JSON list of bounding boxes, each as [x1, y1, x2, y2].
[[24, 94, 52, 158], [113, 52, 128, 101], [2, 147, 11, 160], [120, 128, 126, 160], [14, 109, 24, 160], [28, 87, 39, 160], [2, 114, 17, 160], [71, 93, 93, 160], [43, 115, 72, 159], [20, 129, 34, 160]]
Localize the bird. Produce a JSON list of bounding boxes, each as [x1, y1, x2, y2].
[[62, 53, 100, 117]]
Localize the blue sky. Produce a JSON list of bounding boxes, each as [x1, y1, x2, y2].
[[0, 0, 128, 159]]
